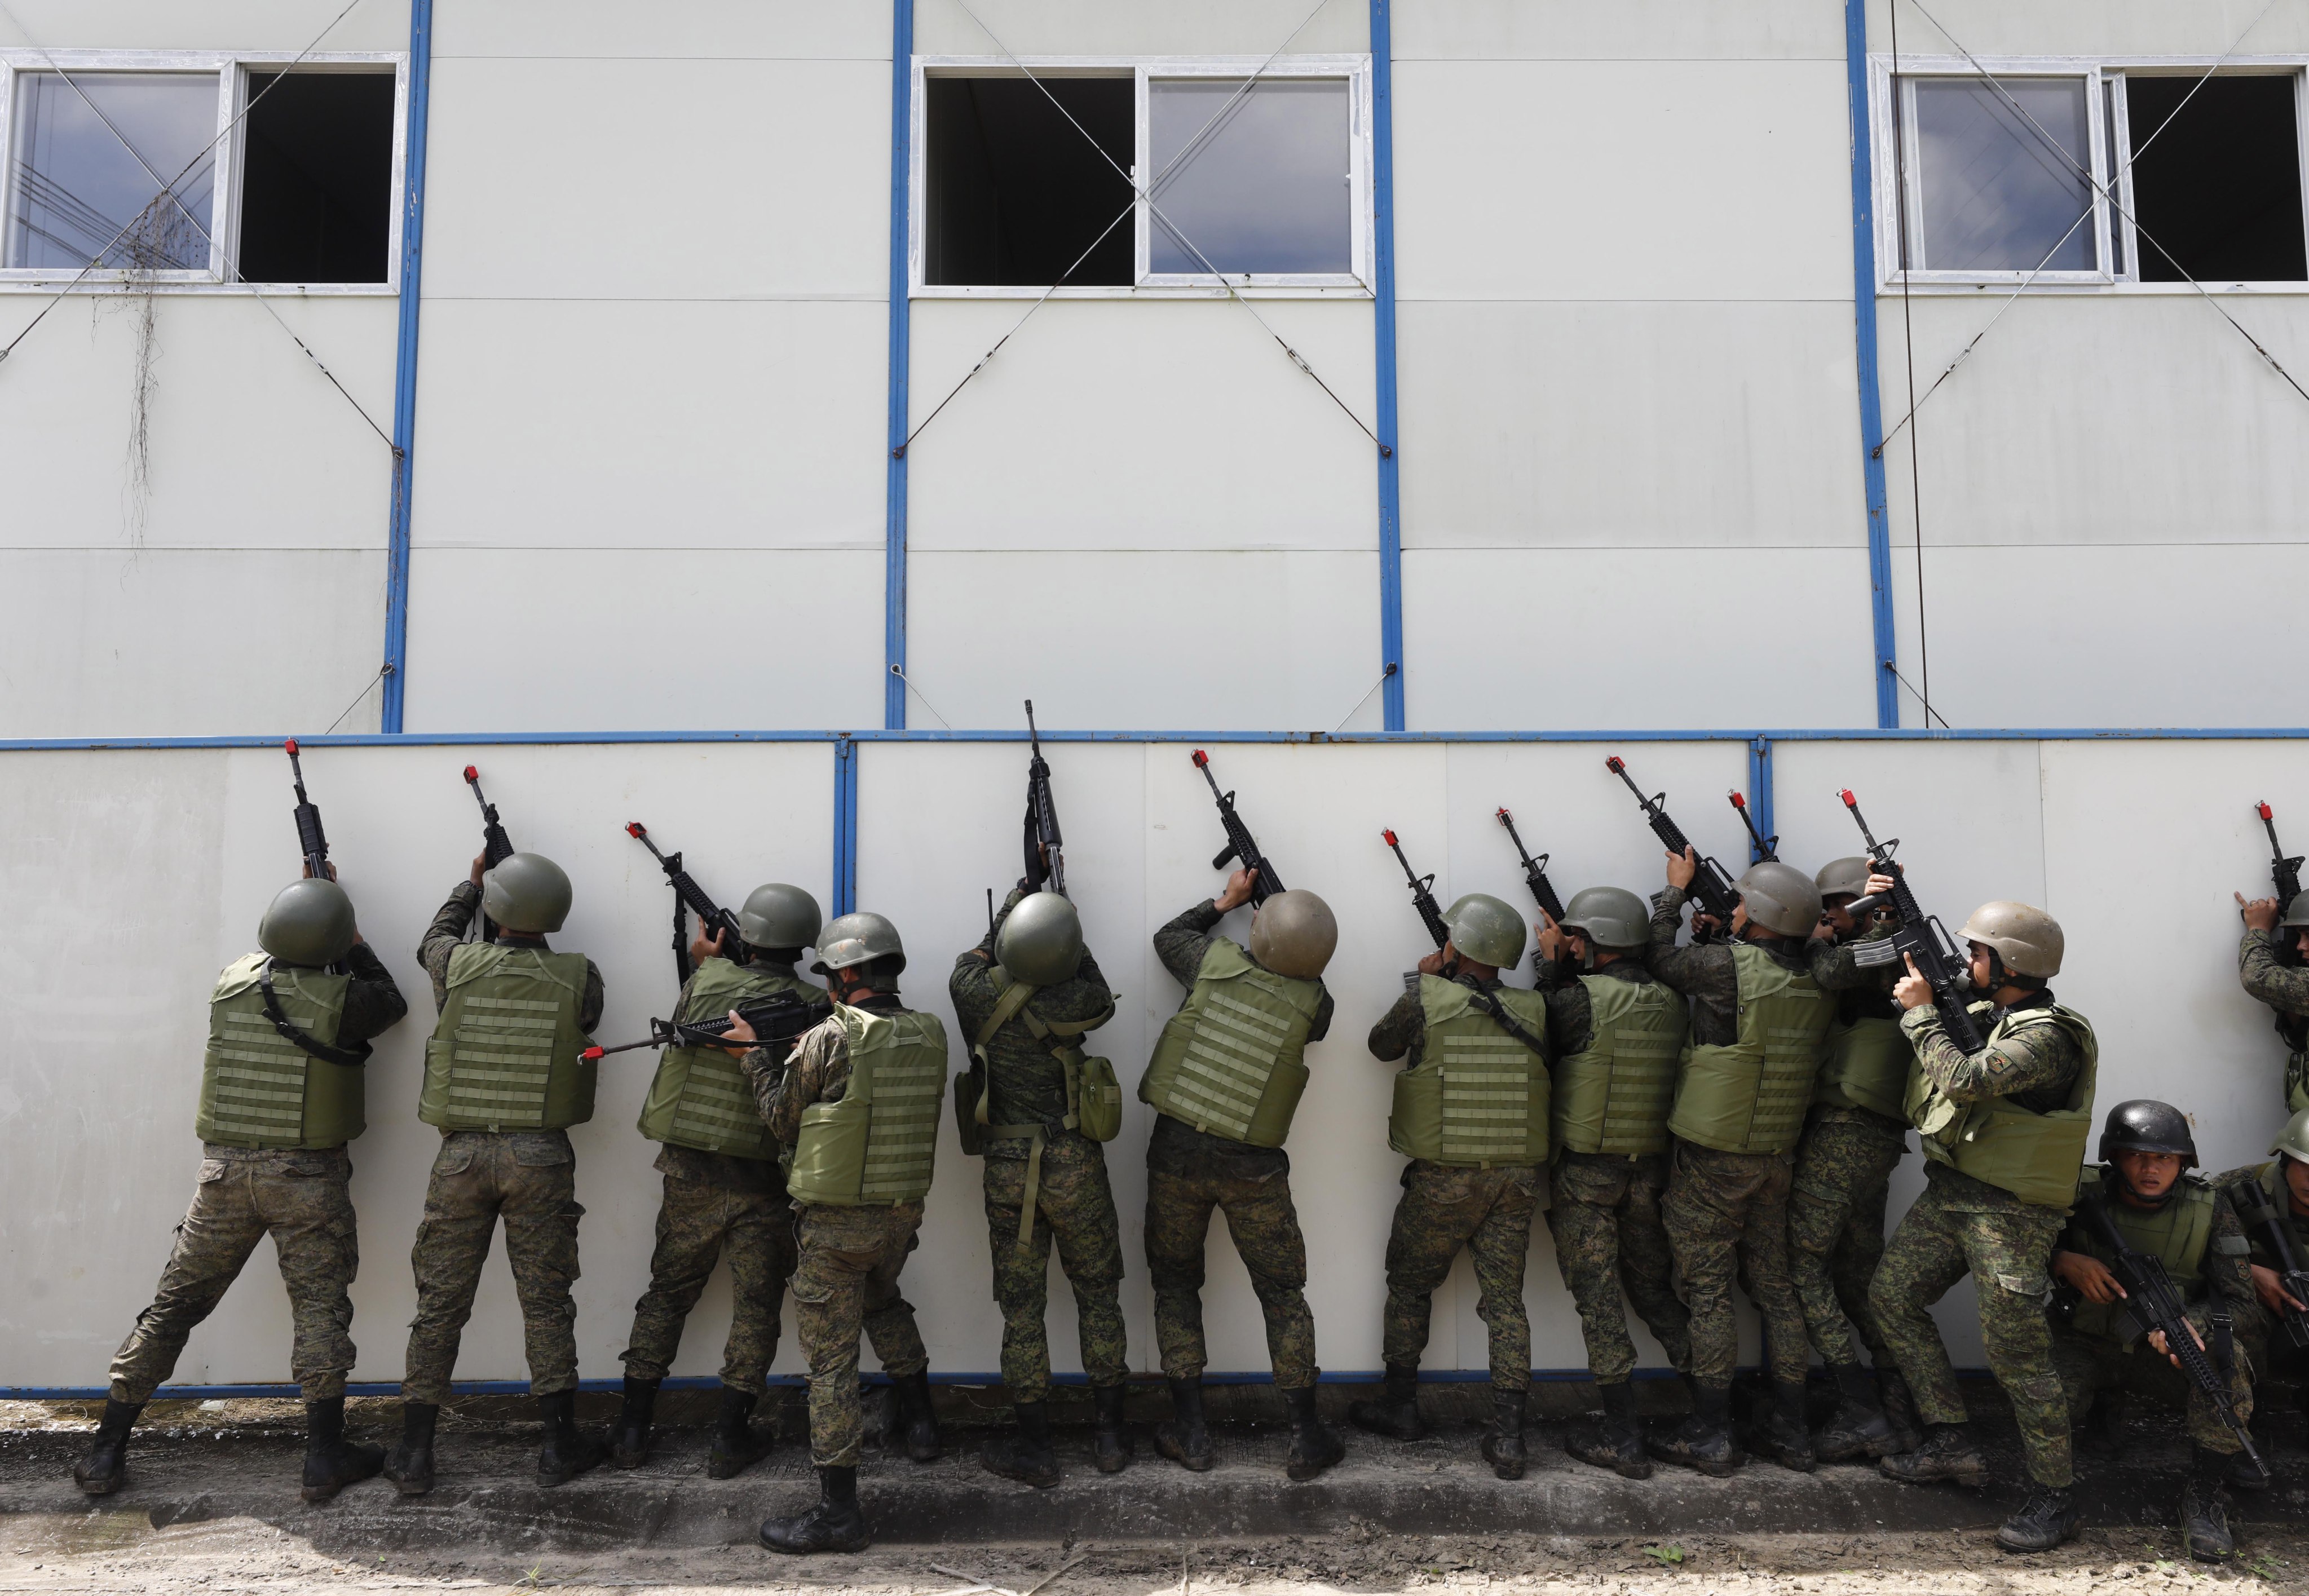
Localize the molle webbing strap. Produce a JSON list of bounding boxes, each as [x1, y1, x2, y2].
[[1437, 1031, 1536, 1165], [669, 1049, 765, 1151], [1169, 989, 1292, 1142], [208, 1008, 315, 1142], [261, 963, 369, 1067], [860, 1065, 943, 1201], [446, 992, 560, 1128]]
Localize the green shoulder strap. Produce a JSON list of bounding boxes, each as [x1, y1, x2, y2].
[[973, 980, 1119, 1257]]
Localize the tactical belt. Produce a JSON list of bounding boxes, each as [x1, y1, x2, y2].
[[260, 961, 370, 1068], [973, 979, 1115, 1255]]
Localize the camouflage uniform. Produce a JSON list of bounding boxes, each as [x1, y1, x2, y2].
[[401, 883, 606, 1404], [1532, 956, 1692, 1383], [2214, 1158, 2309, 1383], [2236, 927, 2309, 1113], [1367, 976, 1543, 1389], [109, 947, 408, 1404], [1143, 900, 1333, 1388], [1646, 888, 1811, 1389], [1868, 994, 2089, 1489], [951, 888, 1127, 1403], [743, 994, 930, 1470]]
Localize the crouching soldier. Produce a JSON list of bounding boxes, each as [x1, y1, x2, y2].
[[2220, 1107, 2309, 1400], [78, 875, 408, 1501]]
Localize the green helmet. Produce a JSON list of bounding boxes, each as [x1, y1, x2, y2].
[[1736, 860, 1822, 938], [997, 892, 1084, 985], [1443, 892, 1526, 970], [739, 882, 822, 950], [2282, 894, 2309, 929], [1959, 900, 2062, 978], [813, 911, 904, 975], [258, 878, 357, 967], [2272, 1106, 2309, 1166], [1815, 856, 1873, 901], [1248, 888, 1337, 980], [483, 851, 572, 934], [1559, 886, 1649, 950]]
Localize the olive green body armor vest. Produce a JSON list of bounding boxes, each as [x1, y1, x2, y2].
[[2065, 1166, 2221, 1344], [1552, 972, 1689, 1157], [1138, 939, 1322, 1148], [1667, 943, 1833, 1156], [1814, 1015, 1912, 1121], [1388, 975, 1551, 1167], [420, 944, 597, 1132], [197, 954, 364, 1149], [786, 1004, 950, 1206], [637, 958, 818, 1159], [1906, 1001, 2098, 1210]]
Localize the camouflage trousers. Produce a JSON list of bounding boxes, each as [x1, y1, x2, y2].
[[620, 1172, 798, 1395], [402, 1131, 584, 1404], [1381, 1161, 1541, 1390], [792, 1201, 930, 1469], [1869, 1173, 2070, 1487], [110, 1146, 359, 1404], [1788, 1106, 1907, 1367], [1547, 1151, 1692, 1385], [2052, 1324, 2255, 1456], [1144, 1142, 1318, 1388], [2288, 1047, 2308, 1116], [1661, 1141, 1808, 1387], [983, 1133, 1128, 1402]]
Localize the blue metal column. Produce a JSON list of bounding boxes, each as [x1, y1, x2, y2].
[[1746, 738, 1776, 864], [832, 737, 858, 916], [1844, 0, 1899, 729], [883, 0, 915, 731], [1370, 0, 1406, 731], [379, 0, 434, 733]]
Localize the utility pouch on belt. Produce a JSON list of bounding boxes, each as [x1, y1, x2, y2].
[[966, 977, 1119, 1255]]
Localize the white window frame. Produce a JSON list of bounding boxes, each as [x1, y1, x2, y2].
[[910, 54, 1374, 299], [0, 48, 409, 295], [1871, 54, 2309, 294]]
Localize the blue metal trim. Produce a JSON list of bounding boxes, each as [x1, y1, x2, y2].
[[1369, 0, 1406, 731], [1746, 737, 1775, 864], [378, 0, 434, 736], [1845, 0, 1899, 729], [832, 735, 858, 915], [883, 0, 915, 732]]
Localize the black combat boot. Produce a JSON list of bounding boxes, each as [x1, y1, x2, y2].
[[1347, 1362, 1425, 1440], [1996, 1483, 2081, 1553], [1874, 1365, 1923, 1454], [1092, 1383, 1133, 1474], [1814, 1363, 1896, 1462], [2077, 1389, 2128, 1456], [535, 1390, 607, 1487], [1154, 1377, 1215, 1471], [1565, 1381, 1652, 1480], [2183, 1448, 2237, 1563], [72, 1399, 140, 1496], [888, 1372, 943, 1462], [1283, 1384, 1345, 1481], [708, 1385, 774, 1479], [979, 1399, 1061, 1488], [1880, 1421, 1990, 1486], [760, 1465, 871, 1555], [1648, 1381, 1742, 1477], [611, 1375, 660, 1470], [1479, 1385, 1527, 1480], [299, 1396, 386, 1502], [1750, 1378, 1817, 1473], [381, 1401, 437, 1496]]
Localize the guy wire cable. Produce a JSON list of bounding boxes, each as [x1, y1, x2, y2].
[[1888, 0, 1935, 729]]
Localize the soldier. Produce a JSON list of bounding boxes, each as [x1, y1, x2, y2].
[[612, 884, 829, 1477], [1645, 852, 1835, 1475], [2219, 1107, 2309, 1395], [1793, 859, 1922, 1461], [76, 875, 408, 1501], [1869, 902, 2098, 1555], [2050, 1102, 2260, 1563], [2233, 891, 2309, 1113], [1141, 872, 1344, 1480], [383, 851, 607, 1494], [738, 912, 947, 1556], [951, 885, 1129, 1487], [1531, 886, 1692, 1479], [1352, 893, 1551, 1479]]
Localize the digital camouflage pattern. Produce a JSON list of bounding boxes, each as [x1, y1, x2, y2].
[[1660, 1141, 1809, 1386], [1787, 1105, 1906, 1365], [789, 1201, 930, 1467], [2051, 1330, 2255, 1454], [1901, 991, 2087, 1116], [982, 1133, 1128, 1400], [1380, 1161, 1541, 1388], [1645, 885, 1812, 1046], [952, 885, 1117, 1134], [742, 992, 915, 1144], [1531, 955, 1658, 1055], [2237, 927, 2309, 1112], [1144, 1116, 1318, 1387], [110, 1146, 362, 1403], [1547, 1150, 1691, 1383], [620, 1156, 800, 1395]]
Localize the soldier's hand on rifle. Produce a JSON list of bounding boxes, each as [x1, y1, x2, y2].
[[1866, 872, 1898, 899], [1214, 868, 1257, 914], [1665, 846, 1698, 891], [723, 1010, 757, 1046], [1892, 953, 1936, 1011], [692, 926, 727, 966], [2238, 892, 2284, 931], [2052, 1249, 2127, 1306], [469, 852, 488, 886], [302, 861, 338, 882], [1809, 913, 1835, 943], [1535, 912, 1566, 966], [2254, 1262, 2309, 1316], [2145, 1317, 2205, 1371]]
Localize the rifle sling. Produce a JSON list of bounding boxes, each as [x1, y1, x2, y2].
[[972, 978, 1118, 1255], [1471, 984, 1550, 1062], [259, 961, 370, 1068]]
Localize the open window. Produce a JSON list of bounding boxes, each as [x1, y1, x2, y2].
[[236, 70, 396, 285], [2119, 73, 2307, 284]]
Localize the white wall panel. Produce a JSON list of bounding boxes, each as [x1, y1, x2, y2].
[[1397, 1, 1839, 61], [1861, 0, 2309, 60], [0, 0, 408, 52], [436, 1, 886, 60], [1398, 302, 1865, 550], [400, 549, 884, 733], [912, 0, 1366, 59], [1401, 549, 1880, 731]]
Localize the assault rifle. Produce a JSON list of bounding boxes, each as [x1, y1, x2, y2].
[[284, 740, 330, 880], [582, 991, 825, 1062], [2261, 801, 2304, 914], [1605, 755, 1740, 935], [465, 765, 515, 941], [2076, 1192, 2268, 1483], [2229, 1179, 2309, 1352], [625, 820, 745, 985], [1495, 807, 1566, 925], [1383, 829, 1450, 949], [1023, 700, 1065, 897], [1837, 789, 1986, 1055], [1729, 789, 1777, 863], [1192, 749, 1283, 905]]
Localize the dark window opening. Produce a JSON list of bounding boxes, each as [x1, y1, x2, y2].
[[236, 71, 394, 284], [925, 76, 1134, 287], [2126, 74, 2307, 282]]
